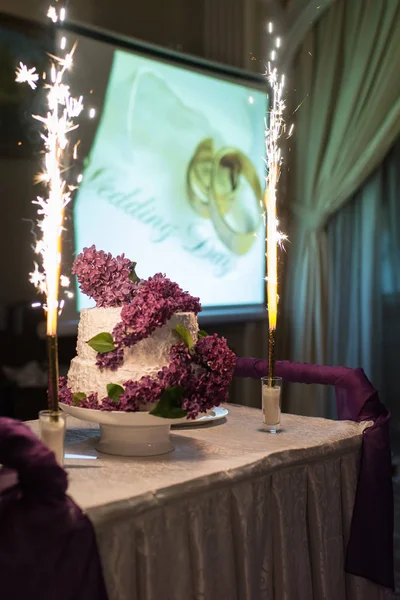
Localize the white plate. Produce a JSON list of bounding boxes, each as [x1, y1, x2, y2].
[[171, 406, 228, 428], [59, 402, 187, 426]]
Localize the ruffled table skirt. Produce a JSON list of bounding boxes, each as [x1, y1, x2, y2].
[[30, 406, 393, 600], [90, 456, 391, 600]]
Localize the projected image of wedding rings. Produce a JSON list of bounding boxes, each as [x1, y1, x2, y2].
[[74, 49, 267, 310], [187, 139, 262, 256]]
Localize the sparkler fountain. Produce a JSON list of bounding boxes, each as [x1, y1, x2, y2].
[[261, 24, 291, 431], [264, 61, 287, 384], [16, 0, 83, 460]]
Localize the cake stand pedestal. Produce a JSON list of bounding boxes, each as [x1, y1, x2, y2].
[[60, 403, 186, 457], [97, 423, 172, 456]]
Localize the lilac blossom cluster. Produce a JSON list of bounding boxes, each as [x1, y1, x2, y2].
[[59, 376, 100, 410], [72, 245, 137, 307], [187, 334, 237, 418], [96, 273, 201, 371], [59, 334, 236, 419]]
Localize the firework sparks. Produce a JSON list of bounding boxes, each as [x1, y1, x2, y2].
[[265, 61, 286, 334], [15, 62, 39, 89], [47, 3, 66, 23], [16, 18, 83, 336], [263, 29, 291, 382], [16, 3, 82, 415]]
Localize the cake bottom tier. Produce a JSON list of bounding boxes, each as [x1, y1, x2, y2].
[[68, 357, 162, 400]]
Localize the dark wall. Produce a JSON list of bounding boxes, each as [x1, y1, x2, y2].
[[1, 0, 260, 66], [88, 0, 204, 56]]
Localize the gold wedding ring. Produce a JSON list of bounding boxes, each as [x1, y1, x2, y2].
[[209, 148, 262, 255], [187, 139, 262, 255], [186, 138, 213, 218], [187, 138, 234, 218]]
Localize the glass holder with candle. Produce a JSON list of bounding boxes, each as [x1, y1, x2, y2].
[[261, 376, 282, 433], [39, 410, 66, 466]]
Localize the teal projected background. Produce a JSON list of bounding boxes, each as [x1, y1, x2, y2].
[[74, 49, 268, 310]]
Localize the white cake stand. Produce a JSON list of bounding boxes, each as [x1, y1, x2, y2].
[[60, 403, 187, 457]]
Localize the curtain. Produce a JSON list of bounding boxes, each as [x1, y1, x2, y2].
[[282, 0, 336, 69], [327, 160, 383, 390], [282, 0, 400, 417], [328, 139, 400, 420]]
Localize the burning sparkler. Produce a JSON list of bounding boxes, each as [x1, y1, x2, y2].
[[15, 63, 39, 89], [16, 1, 82, 413], [264, 29, 291, 385]]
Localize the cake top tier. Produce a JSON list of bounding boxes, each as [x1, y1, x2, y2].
[[73, 245, 201, 313]]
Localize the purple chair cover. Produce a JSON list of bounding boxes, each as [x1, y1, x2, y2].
[[234, 358, 394, 590], [0, 418, 108, 600]]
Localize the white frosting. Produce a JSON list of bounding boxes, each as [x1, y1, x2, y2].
[[68, 308, 199, 399]]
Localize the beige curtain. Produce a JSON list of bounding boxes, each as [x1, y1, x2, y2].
[[282, 0, 400, 417]]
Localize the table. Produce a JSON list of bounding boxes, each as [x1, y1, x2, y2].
[[30, 405, 393, 600]]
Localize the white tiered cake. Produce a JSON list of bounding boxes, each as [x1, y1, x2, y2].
[[68, 308, 199, 400], [59, 246, 236, 456], [59, 246, 236, 455], [60, 246, 235, 421]]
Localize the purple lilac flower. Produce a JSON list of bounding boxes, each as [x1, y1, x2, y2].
[[165, 344, 194, 388], [96, 347, 124, 371], [187, 335, 236, 418], [59, 376, 72, 403], [59, 376, 100, 410], [118, 275, 201, 344], [72, 245, 137, 307], [122, 376, 164, 411], [140, 274, 201, 315], [194, 334, 236, 375]]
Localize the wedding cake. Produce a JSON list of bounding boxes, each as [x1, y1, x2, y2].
[[60, 246, 236, 419]]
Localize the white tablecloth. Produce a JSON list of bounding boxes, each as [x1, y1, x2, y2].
[[30, 405, 393, 600]]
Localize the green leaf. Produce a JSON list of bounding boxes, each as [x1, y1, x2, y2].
[[150, 386, 187, 419], [87, 332, 116, 353], [198, 329, 209, 339], [129, 262, 140, 283], [106, 383, 125, 403], [174, 324, 194, 349], [72, 392, 86, 406]]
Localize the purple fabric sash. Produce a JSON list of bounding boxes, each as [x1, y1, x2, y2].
[[0, 418, 108, 600], [234, 358, 394, 590]]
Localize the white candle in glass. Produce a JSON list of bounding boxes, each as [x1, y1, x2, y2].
[[39, 411, 66, 466], [261, 377, 282, 432], [262, 386, 280, 425]]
